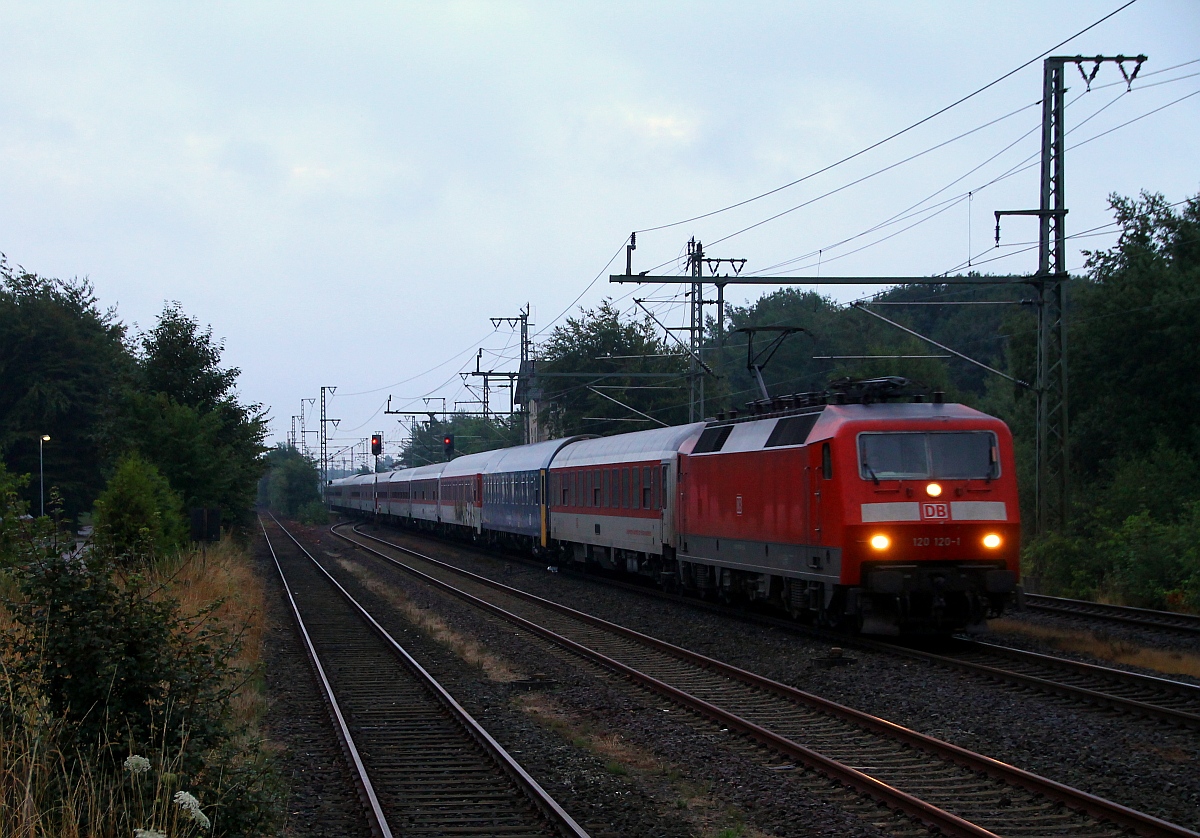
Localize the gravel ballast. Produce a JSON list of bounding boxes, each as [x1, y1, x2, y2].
[[351, 523, 1200, 833]]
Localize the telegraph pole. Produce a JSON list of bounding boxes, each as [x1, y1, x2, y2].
[[319, 386, 339, 491], [490, 305, 534, 441], [299, 397, 315, 456], [996, 53, 1144, 536]]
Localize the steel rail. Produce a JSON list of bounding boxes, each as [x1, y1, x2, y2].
[[1025, 593, 1200, 635], [380, 525, 1200, 728], [338, 522, 1200, 838], [864, 638, 1200, 729], [258, 517, 394, 838], [332, 524, 993, 838], [267, 515, 591, 838]]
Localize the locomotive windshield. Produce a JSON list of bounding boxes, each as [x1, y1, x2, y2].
[[858, 431, 998, 480]]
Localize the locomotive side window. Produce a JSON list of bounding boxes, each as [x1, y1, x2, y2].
[[858, 432, 998, 480], [822, 443, 832, 479]]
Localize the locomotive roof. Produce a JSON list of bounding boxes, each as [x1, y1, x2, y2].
[[550, 422, 707, 469], [683, 402, 1002, 455], [818, 401, 996, 423]]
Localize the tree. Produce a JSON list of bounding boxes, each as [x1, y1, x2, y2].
[[138, 302, 238, 410], [536, 299, 690, 436], [1021, 191, 1200, 609], [260, 444, 321, 517], [1070, 192, 1200, 480], [93, 452, 186, 560], [0, 258, 129, 519], [124, 303, 269, 527]]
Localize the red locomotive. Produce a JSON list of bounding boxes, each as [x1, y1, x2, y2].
[[330, 378, 1020, 635]]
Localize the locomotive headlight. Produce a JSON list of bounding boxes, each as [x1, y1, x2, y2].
[[869, 534, 891, 550], [982, 533, 1002, 549], [926, 482, 943, 497]]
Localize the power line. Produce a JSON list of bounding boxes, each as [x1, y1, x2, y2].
[[631, 0, 1140, 235]]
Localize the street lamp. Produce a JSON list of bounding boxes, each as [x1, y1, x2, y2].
[[39, 434, 50, 517]]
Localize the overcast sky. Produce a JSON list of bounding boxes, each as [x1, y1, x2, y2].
[[2, 1, 1197, 455]]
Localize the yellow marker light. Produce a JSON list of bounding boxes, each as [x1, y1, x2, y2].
[[869, 534, 891, 550], [982, 533, 1002, 549], [926, 482, 943, 497]]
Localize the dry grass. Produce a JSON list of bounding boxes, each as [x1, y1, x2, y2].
[[0, 536, 269, 838], [336, 557, 525, 682], [990, 617, 1200, 679], [158, 538, 268, 725]]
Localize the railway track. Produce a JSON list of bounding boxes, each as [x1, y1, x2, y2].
[[872, 638, 1200, 729], [368, 523, 1200, 732], [1024, 593, 1200, 635], [336, 522, 1199, 838], [258, 515, 589, 838]]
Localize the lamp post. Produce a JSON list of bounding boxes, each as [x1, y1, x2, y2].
[[39, 434, 50, 517]]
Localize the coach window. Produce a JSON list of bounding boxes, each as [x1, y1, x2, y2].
[[632, 467, 641, 510], [602, 469, 610, 508], [642, 467, 652, 508], [822, 443, 833, 480], [619, 468, 629, 508]]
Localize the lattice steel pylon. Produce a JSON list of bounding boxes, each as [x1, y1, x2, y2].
[[1036, 57, 1071, 541], [999, 54, 1144, 537]]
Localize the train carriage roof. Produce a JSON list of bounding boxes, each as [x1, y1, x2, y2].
[[482, 436, 589, 475], [407, 462, 449, 481], [441, 448, 502, 478], [550, 422, 707, 469]]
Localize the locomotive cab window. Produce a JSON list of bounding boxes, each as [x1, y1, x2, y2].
[[858, 431, 999, 480]]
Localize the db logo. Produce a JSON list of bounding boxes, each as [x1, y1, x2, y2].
[[921, 502, 949, 520]]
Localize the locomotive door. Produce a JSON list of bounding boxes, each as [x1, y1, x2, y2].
[[806, 455, 822, 545]]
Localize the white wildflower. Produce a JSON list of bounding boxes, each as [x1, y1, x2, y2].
[[133, 830, 166, 838], [124, 755, 152, 774], [173, 790, 210, 829], [173, 790, 200, 811]]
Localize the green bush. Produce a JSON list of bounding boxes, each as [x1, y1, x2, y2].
[[259, 445, 321, 517], [297, 499, 330, 526], [1024, 502, 1200, 612], [93, 452, 185, 562], [1, 523, 281, 835]]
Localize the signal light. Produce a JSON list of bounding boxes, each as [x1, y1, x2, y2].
[[869, 534, 891, 550], [926, 482, 943, 497], [370, 434, 382, 456], [443, 434, 455, 457], [982, 533, 1002, 549]]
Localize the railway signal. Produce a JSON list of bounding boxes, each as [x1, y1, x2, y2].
[[370, 434, 382, 456], [443, 434, 455, 458]]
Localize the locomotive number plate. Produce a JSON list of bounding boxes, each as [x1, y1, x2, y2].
[[920, 502, 949, 520], [912, 536, 962, 546]]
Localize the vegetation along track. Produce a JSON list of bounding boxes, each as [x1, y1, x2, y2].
[[336, 522, 1198, 838], [258, 515, 590, 838], [1024, 593, 1200, 635]]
